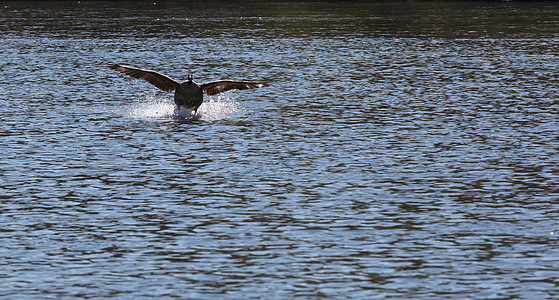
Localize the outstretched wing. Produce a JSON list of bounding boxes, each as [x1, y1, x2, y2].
[[201, 80, 270, 96], [110, 64, 179, 92]]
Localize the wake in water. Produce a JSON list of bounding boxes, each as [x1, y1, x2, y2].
[[127, 93, 243, 121]]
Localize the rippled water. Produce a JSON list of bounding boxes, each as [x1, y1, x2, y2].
[[1, 1, 559, 298]]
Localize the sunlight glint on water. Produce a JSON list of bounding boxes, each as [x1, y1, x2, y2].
[[1, 1, 559, 299]]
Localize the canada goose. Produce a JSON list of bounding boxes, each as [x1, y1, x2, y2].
[[110, 64, 270, 114]]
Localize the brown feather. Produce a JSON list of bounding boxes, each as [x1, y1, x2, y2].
[[201, 80, 270, 96], [110, 64, 179, 92]]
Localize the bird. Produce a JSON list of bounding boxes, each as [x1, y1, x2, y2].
[[110, 64, 270, 114]]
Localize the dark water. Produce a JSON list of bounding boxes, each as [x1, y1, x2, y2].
[[1, 1, 559, 298]]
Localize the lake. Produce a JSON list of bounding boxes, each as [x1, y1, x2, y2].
[[1, 1, 559, 298]]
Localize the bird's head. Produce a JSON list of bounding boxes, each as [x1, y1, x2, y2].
[[187, 74, 193, 83]]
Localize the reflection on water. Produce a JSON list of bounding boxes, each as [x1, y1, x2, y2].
[[1, 1, 559, 299]]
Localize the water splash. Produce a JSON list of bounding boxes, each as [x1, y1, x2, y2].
[[128, 95, 175, 119], [197, 94, 244, 121], [127, 94, 243, 121]]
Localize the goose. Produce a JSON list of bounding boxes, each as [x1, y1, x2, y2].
[[110, 64, 270, 114]]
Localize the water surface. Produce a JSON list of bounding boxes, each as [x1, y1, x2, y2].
[[1, 1, 559, 298]]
